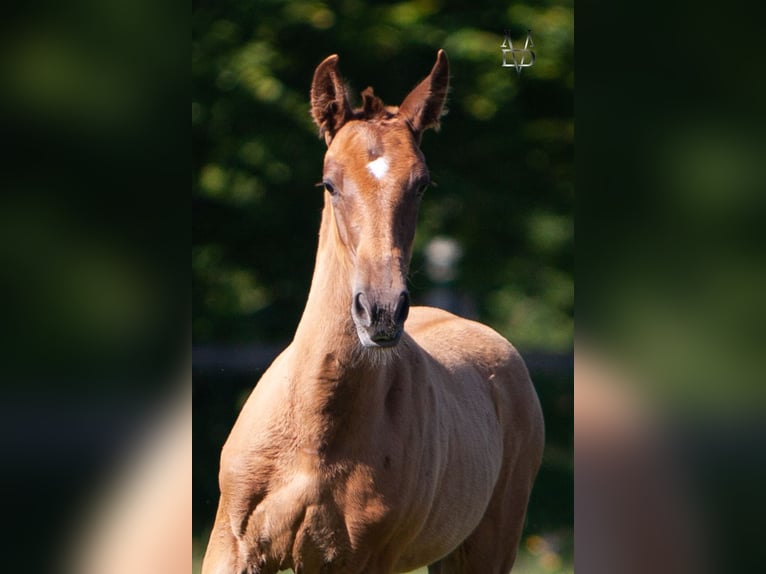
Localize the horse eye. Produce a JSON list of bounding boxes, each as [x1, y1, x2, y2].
[[416, 182, 429, 196], [323, 182, 336, 195]]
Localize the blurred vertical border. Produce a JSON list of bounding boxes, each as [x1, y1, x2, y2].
[[0, 0, 187, 572], [577, 0, 766, 573]]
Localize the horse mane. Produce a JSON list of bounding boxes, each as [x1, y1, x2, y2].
[[352, 87, 397, 121]]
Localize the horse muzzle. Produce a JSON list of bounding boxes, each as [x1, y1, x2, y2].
[[351, 290, 410, 347]]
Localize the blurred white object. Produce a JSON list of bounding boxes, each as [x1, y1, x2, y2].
[[425, 235, 463, 283], [67, 384, 191, 574]]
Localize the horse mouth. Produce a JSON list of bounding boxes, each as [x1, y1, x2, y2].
[[355, 325, 403, 348], [369, 329, 403, 347]]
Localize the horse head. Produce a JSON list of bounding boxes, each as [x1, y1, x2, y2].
[[309, 50, 449, 348]]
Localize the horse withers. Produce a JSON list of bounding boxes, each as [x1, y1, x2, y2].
[[202, 50, 544, 574]]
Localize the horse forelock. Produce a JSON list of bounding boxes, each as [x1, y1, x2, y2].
[[352, 87, 397, 123]]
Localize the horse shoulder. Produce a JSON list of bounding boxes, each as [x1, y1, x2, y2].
[[225, 345, 294, 444], [218, 346, 296, 502]]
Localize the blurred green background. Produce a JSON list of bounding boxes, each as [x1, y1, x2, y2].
[[192, 0, 573, 572]]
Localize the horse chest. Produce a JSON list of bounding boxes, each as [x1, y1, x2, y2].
[[246, 458, 401, 573]]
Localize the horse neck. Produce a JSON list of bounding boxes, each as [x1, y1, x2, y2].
[[293, 200, 356, 354], [289, 201, 392, 444]]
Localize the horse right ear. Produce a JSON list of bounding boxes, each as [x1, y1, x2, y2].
[[310, 55, 352, 146]]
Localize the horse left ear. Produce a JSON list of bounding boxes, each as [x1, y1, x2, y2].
[[399, 49, 450, 139]]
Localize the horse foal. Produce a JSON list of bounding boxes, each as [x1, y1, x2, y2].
[[202, 50, 544, 574]]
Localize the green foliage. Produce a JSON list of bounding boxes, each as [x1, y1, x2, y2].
[[192, 0, 573, 352]]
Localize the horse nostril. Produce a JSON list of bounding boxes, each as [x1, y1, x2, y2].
[[353, 291, 373, 326], [395, 291, 411, 324]]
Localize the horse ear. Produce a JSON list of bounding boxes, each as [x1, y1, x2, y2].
[[310, 55, 352, 145], [399, 49, 450, 139]]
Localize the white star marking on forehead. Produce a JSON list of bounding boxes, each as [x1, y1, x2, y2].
[[366, 156, 389, 180]]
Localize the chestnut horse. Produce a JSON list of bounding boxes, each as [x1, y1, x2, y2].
[[201, 50, 544, 574]]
